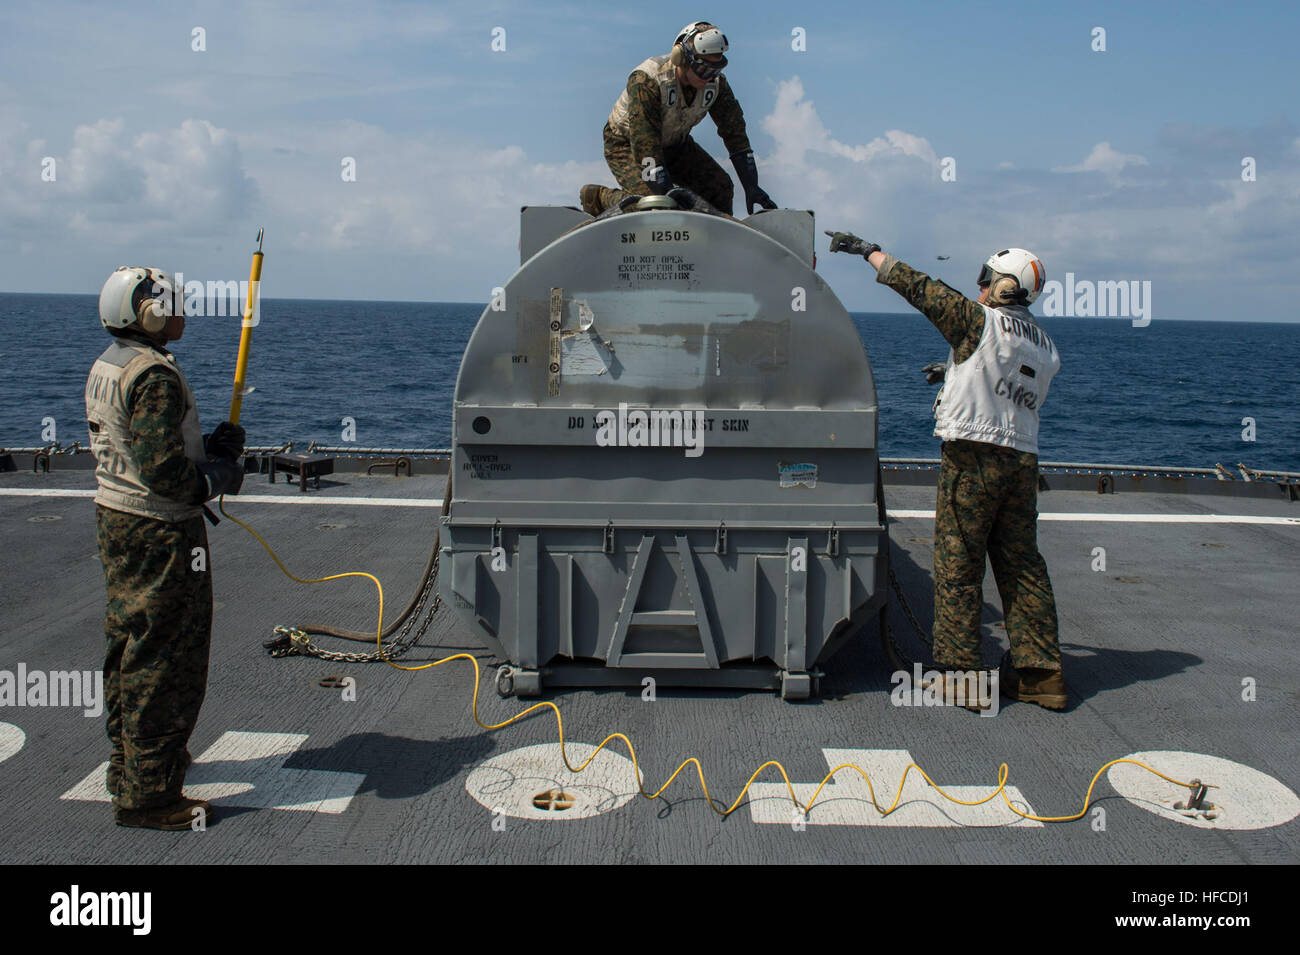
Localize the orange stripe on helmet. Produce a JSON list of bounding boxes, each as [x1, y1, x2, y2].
[[1029, 259, 1043, 292]]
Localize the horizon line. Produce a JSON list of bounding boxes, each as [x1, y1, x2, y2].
[[1, 291, 1296, 324]]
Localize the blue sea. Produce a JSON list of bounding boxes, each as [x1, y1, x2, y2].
[[3, 293, 1297, 473]]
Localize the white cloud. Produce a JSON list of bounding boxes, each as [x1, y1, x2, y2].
[[1053, 141, 1149, 175], [254, 121, 607, 263], [763, 77, 938, 169], [1, 116, 256, 245], [749, 83, 1299, 320], [753, 76, 943, 254], [135, 120, 257, 217], [2, 61, 1296, 321]]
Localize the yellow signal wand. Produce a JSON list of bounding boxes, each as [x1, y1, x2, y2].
[[229, 227, 264, 425]]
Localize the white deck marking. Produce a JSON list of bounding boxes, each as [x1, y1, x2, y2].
[[61, 731, 365, 813], [1, 489, 96, 498], [4, 489, 1295, 523], [890, 508, 1300, 525], [0, 488, 437, 507], [1107, 750, 1300, 830], [748, 748, 1043, 827], [0, 723, 25, 764], [465, 743, 639, 820]]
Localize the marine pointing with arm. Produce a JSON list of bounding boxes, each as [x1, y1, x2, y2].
[[86, 267, 245, 830], [825, 233, 1068, 711], [579, 21, 777, 217]]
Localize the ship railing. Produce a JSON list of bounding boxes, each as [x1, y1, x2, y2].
[[3, 444, 1296, 485], [881, 457, 1300, 482]]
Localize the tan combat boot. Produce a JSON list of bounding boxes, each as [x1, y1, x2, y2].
[[921, 668, 992, 712], [579, 184, 606, 215], [1000, 651, 1067, 710], [115, 796, 214, 831], [580, 185, 633, 216]]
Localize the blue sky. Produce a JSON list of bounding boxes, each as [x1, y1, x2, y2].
[[1, 0, 1297, 320]]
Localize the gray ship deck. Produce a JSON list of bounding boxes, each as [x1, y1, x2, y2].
[[1, 467, 1296, 865]]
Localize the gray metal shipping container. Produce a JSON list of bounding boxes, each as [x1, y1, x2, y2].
[[439, 203, 888, 699]]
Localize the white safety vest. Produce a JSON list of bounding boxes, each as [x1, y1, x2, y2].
[[607, 54, 720, 148], [85, 338, 206, 521], [933, 304, 1060, 455]]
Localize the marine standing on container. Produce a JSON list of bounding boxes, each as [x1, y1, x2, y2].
[[826, 234, 1067, 710], [578, 21, 777, 217], [86, 267, 246, 828]]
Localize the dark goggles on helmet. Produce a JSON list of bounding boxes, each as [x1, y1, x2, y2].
[[133, 272, 181, 318], [684, 49, 727, 79], [977, 263, 995, 287]]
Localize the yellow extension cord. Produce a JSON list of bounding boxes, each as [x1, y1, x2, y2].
[[218, 495, 1212, 823]]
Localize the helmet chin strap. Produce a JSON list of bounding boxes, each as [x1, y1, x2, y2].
[[111, 324, 167, 348]]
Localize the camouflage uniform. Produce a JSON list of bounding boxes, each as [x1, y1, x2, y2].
[[88, 345, 213, 810], [876, 256, 1061, 672], [599, 70, 752, 215]]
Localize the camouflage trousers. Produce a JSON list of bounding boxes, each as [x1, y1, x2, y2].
[[96, 505, 212, 810], [602, 124, 735, 215], [931, 440, 1061, 671]]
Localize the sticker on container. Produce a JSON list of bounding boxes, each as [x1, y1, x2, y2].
[[779, 462, 818, 488]]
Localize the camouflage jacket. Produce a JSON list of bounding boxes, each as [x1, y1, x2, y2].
[[876, 255, 985, 363], [624, 70, 752, 172], [127, 359, 207, 505]]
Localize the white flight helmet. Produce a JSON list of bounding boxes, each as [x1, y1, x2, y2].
[[99, 266, 179, 334], [977, 248, 1045, 306], [671, 21, 728, 79]]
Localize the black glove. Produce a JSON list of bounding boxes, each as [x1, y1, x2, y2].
[[922, 362, 947, 385], [197, 458, 244, 499], [667, 186, 721, 215], [825, 230, 881, 259], [730, 150, 776, 215], [205, 421, 246, 460], [643, 162, 672, 196]]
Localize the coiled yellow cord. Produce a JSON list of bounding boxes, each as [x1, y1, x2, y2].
[[219, 496, 1211, 822]]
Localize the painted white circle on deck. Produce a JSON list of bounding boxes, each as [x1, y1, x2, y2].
[[0, 723, 26, 764], [466, 743, 638, 820], [1108, 751, 1300, 830]]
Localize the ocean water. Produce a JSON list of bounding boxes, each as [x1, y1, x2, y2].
[[2, 293, 1297, 473]]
